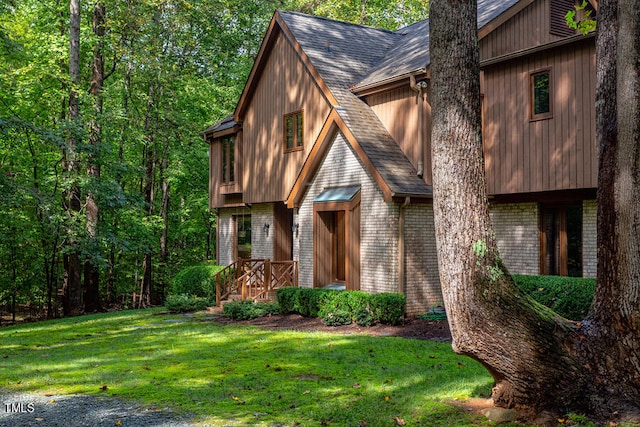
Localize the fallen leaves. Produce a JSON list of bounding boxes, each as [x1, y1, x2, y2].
[[392, 415, 406, 425]]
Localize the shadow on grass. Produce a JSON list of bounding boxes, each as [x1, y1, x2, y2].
[[0, 310, 496, 426]]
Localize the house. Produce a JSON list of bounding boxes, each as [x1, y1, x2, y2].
[[203, 0, 597, 315]]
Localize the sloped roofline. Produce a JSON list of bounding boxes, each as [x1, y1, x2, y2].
[[287, 108, 396, 208], [234, 10, 337, 122]]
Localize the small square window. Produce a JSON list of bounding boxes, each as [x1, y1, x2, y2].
[[531, 70, 552, 120], [284, 111, 304, 151]]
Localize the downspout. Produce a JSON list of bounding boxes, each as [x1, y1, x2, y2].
[[398, 196, 410, 295], [410, 75, 427, 178]]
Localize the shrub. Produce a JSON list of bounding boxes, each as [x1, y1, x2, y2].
[[514, 275, 595, 320], [172, 263, 224, 301], [165, 294, 210, 313], [354, 307, 374, 327], [277, 287, 297, 314], [323, 309, 352, 326], [223, 300, 280, 320], [276, 288, 405, 326], [370, 293, 406, 325]]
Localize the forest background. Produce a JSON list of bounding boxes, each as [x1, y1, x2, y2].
[[0, 0, 428, 318]]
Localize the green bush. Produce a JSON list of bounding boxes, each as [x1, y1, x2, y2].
[[165, 294, 211, 313], [354, 307, 374, 327], [276, 288, 405, 326], [370, 293, 406, 326], [514, 274, 595, 320], [172, 263, 224, 301], [223, 300, 280, 320], [323, 309, 352, 326], [277, 287, 298, 314]]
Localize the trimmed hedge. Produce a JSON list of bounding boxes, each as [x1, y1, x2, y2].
[[223, 300, 280, 320], [171, 263, 224, 301], [277, 287, 405, 326], [513, 274, 595, 320]]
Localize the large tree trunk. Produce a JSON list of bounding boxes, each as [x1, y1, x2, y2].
[[429, 0, 640, 421], [63, 0, 83, 317], [579, 0, 640, 417], [83, 1, 105, 313]]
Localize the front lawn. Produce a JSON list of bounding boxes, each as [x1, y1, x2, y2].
[[0, 309, 499, 426]]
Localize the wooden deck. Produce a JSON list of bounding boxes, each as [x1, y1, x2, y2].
[[214, 259, 298, 306]]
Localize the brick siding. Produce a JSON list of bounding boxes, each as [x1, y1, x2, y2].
[[489, 202, 540, 275]]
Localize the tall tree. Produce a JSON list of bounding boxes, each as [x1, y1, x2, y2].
[[83, 1, 106, 312], [430, 0, 640, 421], [62, 0, 83, 316]]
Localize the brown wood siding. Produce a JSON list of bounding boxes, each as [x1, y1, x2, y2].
[[482, 39, 596, 195], [366, 85, 433, 185], [480, 0, 578, 61], [273, 201, 293, 260], [243, 33, 332, 204], [209, 130, 244, 209]]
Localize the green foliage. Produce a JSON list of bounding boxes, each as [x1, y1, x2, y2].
[[222, 300, 280, 320], [171, 263, 223, 300], [277, 288, 406, 326], [565, 0, 596, 35], [513, 275, 595, 320], [323, 309, 352, 326], [164, 294, 210, 313], [370, 293, 406, 325]]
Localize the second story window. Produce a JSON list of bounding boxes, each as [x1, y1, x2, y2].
[[284, 111, 304, 151], [221, 136, 235, 184], [531, 70, 552, 120]]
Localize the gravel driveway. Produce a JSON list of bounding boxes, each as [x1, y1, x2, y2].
[[0, 391, 194, 427]]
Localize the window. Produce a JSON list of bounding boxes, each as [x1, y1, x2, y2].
[[540, 204, 583, 277], [531, 70, 552, 120], [221, 136, 235, 184], [284, 111, 304, 151]]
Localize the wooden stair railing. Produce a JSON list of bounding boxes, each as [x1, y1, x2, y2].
[[214, 259, 298, 306]]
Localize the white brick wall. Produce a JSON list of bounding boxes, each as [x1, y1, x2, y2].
[[404, 204, 442, 315], [582, 199, 597, 278], [296, 132, 399, 293], [250, 203, 274, 260], [217, 207, 251, 266], [489, 203, 540, 275]]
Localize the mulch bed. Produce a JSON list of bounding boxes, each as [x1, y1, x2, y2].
[[211, 313, 452, 342]]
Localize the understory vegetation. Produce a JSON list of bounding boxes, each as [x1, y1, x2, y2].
[[0, 309, 501, 426]]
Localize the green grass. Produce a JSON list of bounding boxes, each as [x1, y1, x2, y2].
[[0, 309, 503, 426]]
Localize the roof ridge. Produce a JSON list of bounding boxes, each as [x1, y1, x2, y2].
[[277, 9, 398, 35]]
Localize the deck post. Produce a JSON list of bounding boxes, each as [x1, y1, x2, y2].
[[265, 259, 272, 292]]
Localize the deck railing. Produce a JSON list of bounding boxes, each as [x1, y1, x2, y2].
[[215, 259, 298, 306]]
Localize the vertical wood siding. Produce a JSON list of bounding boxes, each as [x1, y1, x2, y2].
[[480, 0, 577, 61], [366, 85, 433, 185], [208, 130, 244, 208], [243, 32, 332, 204], [482, 40, 596, 195]]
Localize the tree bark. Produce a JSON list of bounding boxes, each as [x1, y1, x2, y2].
[[429, 0, 640, 421], [83, 1, 105, 313], [139, 80, 157, 308], [63, 0, 83, 317]]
